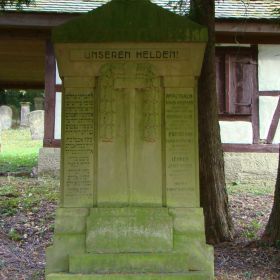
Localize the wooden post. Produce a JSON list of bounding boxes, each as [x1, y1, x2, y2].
[[44, 40, 56, 147]]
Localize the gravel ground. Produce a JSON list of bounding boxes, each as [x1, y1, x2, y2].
[[0, 176, 279, 280]]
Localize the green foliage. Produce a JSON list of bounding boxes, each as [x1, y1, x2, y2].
[[227, 182, 274, 196], [0, 0, 33, 10], [243, 271, 253, 279], [8, 228, 22, 241], [0, 89, 44, 112], [0, 177, 59, 217], [242, 219, 262, 240], [0, 128, 42, 173]]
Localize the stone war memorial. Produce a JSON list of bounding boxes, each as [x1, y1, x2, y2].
[[46, 0, 214, 279]]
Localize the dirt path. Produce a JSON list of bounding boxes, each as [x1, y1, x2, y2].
[[0, 177, 279, 279]]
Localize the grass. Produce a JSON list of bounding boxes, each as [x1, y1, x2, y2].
[[0, 128, 42, 173], [0, 176, 59, 217], [227, 182, 274, 196]]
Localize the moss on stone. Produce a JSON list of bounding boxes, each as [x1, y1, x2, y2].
[[52, 0, 207, 43]]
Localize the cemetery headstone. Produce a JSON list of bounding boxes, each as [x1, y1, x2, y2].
[[34, 97, 44, 110], [0, 105, 12, 129], [0, 121, 2, 152], [20, 102, 31, 127], [28, 110, 44, 140], [46, 0, 214, 279]]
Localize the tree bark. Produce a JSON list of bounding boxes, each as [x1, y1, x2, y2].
[[262, 147, 280, 244], [190, 0, 234, 244]]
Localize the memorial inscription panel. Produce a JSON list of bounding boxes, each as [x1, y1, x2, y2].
[[63, 88, 94, 207], [165, 88, 198, 207]]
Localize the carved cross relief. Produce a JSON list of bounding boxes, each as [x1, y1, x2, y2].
[[96, 63, 163, 206]]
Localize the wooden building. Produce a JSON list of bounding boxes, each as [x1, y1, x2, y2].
[[1, 0, 280, 180]]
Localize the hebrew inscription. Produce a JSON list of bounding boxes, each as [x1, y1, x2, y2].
[[63, 88, 94, 207]]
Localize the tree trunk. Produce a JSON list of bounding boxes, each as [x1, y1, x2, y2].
[[262, 147, 280, 244], [190, 0, 234, 244]]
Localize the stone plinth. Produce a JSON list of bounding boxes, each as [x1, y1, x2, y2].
[[46, 0, 213, 279]]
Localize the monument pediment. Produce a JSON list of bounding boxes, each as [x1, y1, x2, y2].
[[52, 0, 207, 43]]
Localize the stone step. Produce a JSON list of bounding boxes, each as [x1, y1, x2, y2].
[[69, 253, 189, 274], [47, 272, 210, 280]]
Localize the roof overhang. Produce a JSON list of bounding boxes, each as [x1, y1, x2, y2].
[[215, 20, 280, 44]]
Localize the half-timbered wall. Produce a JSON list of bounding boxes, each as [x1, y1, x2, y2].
[[258, 45, 280, 144], [216, 46, 258, 145]]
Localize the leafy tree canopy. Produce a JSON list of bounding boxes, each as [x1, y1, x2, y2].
[[0, 0, 33, 10]]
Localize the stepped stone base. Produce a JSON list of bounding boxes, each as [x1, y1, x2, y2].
[[47, 272, 210, 280], [46, 207, 214, 280]]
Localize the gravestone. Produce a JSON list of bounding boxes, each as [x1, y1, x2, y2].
[[0, 105, 12, 129], [28, 110, 44, 140], [20, 102, 31, 127], [34, 97, 44, 110], [0, 121, 2, 152], [46, 0, 214, 279]]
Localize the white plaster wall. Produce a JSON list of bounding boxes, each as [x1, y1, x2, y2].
[[219, 121, 253, 144], [54, 92, 62, 139], [258, 45, 280, 91], [56, 62, 62, 85], [259, 96, 279, 140]]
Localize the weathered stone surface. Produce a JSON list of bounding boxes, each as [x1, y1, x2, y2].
[[224, 152, 278, 186], [20, 102, 31, 127], [34, 96, 44, 110], [54, 208, 89, 234], [0, 105, 12, 129], [38, 147, 60, 177], [70, 253, 189, 274], [46, 234, 86, 274], [28, 110, 44, 140], [52, 0, 207, 43], [0, 122, 2, 151], [47, 272, 210, 280], [86, 208, 173, 253]]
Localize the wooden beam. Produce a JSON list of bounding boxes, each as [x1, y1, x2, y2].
[[266, 98, 280, 144], [216, 34, 280, 44], [0, 28, 50, 40], [0, 81, 44, 89], [251, 45, 259, 144], [216, 21, 280, 36], [0, 12, 78, 28], [259, 91, 280, 96], [225, 54, 231, 113], [44, 40, 56, 147], [43, 139, 61, 147], [55, 85, 63, 92], [219, 115, 251, 122], [223, 144, 279, 153]]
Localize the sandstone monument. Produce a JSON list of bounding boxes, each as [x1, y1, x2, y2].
[[46, 0, 213, 279]]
